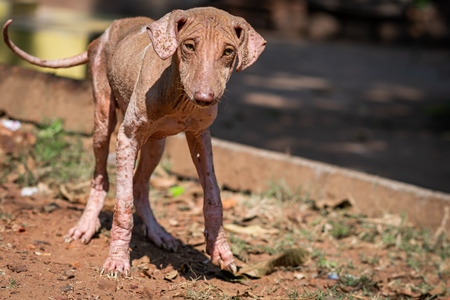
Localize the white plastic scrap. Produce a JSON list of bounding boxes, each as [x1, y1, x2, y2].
[[1, 119, 22, 132], [20, 186, 39, 197]]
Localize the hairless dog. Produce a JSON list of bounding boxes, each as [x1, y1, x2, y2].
[[3, 7, 266, 277]]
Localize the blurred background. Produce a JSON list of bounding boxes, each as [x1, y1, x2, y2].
[[0, 0, 449, 193]]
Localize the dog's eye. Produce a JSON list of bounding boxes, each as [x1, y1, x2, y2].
[[223, 47, 234, 57], [184, 43, 195, 52]]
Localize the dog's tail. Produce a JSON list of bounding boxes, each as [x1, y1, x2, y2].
[[3, 19, 88, 68]]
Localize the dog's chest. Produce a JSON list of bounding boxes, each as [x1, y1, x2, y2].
[[147, 107, 217, 140]]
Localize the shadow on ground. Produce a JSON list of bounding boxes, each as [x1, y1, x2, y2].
[[96, 211, 222, 281]]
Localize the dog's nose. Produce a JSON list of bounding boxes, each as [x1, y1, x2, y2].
[[194, 90, 215, 105]]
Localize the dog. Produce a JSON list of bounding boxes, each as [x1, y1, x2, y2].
[[3, 6, 266, 277]]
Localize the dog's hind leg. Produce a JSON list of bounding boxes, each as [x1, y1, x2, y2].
[[65, 38, 117, 244], [133, 139, 179, 251]]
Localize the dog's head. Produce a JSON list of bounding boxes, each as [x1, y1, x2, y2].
[[147, 7, 266, 107]]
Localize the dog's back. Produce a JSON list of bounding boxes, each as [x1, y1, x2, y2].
[[88, 17, 165, 108]]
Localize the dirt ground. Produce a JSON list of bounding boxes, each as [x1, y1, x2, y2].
[[1, 175, 449, 299], [1, 123, 450, 299]]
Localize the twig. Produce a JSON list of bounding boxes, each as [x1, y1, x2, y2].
[[434, 206, 449, 238]]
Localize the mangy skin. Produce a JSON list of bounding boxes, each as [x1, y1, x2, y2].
[[3, 7, 266, 277]]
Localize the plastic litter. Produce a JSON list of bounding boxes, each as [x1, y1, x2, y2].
[[1, 119, 22, 132], [21, 186, 39, 197], [327, 272, 339, 280]]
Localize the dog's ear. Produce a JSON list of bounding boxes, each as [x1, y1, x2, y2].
[[232, 17, 266, 72], [147, 10, 187, 60]]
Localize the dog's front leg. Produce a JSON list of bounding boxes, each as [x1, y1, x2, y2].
[[102, 126, 139, 278], [185, 130, 237, 274]]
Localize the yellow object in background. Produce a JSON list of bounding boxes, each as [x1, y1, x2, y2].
[[0, 0, 112, 79]]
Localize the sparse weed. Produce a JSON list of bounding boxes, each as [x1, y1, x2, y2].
[[228, 233, 250, 261], [1, 119, 93, 187], [312, 250, 337, 270], [264, 180, 293, 202], [406, 253, 423, 272], [7, 278, 17, 288], [34, 119, 92, 185], [360, 253, 379, 266], [35, 119, 66, 163], [0, 212, 15, 220], [286, 288, 299, 299], [299, 228, 315, 242], [346, 260, 354, 269], [0, 143, 36, 186], [339, 274, 379, 295], [381, 227, 398, 248], [299, 286, 347, 300], [263, 180, 308, 204], [273, 232, 298, 251], [329, 221, 352, 239], [253, 243, 279, 255], [185, 282, 230, 300]]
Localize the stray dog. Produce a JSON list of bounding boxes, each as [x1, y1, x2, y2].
[[3, 7, 266, 277]]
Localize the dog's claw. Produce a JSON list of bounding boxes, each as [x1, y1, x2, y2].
[[64, 236, 73, 243], [227, 262, 238, 274], [100, 268, 130, 280], [218, 260, 237, 274], [106, 271, 118, 280], [204, 226, 236, 273]]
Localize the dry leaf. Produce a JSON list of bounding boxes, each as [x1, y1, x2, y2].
[[150, 176, 177, 190], [294, 273, 305, 279], [236, 248, 311, 278], [314, 198, 352, 210], [365, 214, 405, 227], [168, 219, 178, 226], [164, 270, 178, 281], [59, 184, 86, 203], [242, 206, 260, 222], [223, 224, 279, 236], [37, 182, 52, 196], [222, 198, 238, 210], [429, 282, 447, 296], [132, 255, 151, 269]]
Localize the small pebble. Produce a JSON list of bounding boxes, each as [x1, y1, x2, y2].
[[42, 203, 60, 213], [60, 284, 74, 293], [327, 272, 339, 280]]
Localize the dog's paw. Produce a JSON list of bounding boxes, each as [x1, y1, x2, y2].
[[204, 227, 237, 274], [142, 223, 179, 252], [65, 217, 101, 244], [101, 248, 131, 279]]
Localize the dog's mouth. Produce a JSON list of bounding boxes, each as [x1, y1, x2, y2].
[[192, 98, 218, 107]]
